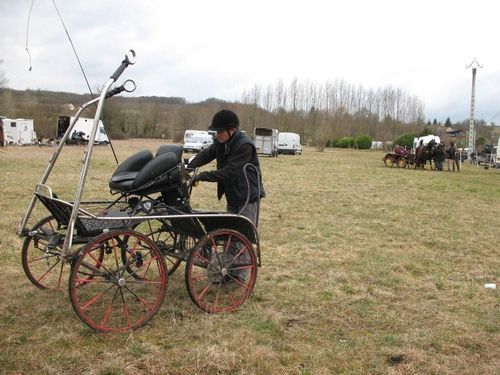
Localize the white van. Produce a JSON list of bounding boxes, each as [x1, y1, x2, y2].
[[183, 132, 213, 153], [57, 116, 109, 144], [278, 132, 302, 155], [183, 130, 208, 144]]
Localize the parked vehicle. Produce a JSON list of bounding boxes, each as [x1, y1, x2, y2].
[[496, 137, 500, 166], [472, 144, 497, 167], [278, 132, 302, 155], [183, 129, 208, 144], [183, 132, 213, 153], [57, 116, 109, 145], [0, 117, 37, 146], [254, 127, 279, 157], [383, 145, 415, 168], [412, 135, 441, 151]]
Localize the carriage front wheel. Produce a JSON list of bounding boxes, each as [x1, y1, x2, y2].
[[69, 229, 167, 332], [185, 229, 257, 313], [21, 215, 96, 290]]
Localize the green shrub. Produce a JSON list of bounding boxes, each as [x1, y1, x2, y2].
[[354, 135, 372, 149], [335, 137, 355, 148], [393, 133, 418, 149]]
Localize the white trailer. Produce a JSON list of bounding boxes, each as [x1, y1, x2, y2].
[[0, 117, 37, 146], [496, 137, 500, 166], [254, 127, 279, 157], [412, 135, 441, 151], [278, 132, 302, 155], [57, 115, 109, 144]]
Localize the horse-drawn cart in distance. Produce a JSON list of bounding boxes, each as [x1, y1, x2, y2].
[[382, 145, 415, 168], [17, 51, 262, 333]]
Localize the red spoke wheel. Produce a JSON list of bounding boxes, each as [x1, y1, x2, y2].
[[185, 229, 257, 313], [69, 230, 167, 333], [21, 215, 76, 290]]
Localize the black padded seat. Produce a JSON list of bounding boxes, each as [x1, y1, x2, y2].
[[156, 144, 183, 161], [109, 145, 183, 195]]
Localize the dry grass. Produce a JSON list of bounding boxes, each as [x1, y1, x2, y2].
[[0, 139, 499, 374]]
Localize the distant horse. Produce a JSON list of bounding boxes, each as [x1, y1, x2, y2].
[[415, 139, 437, 169]]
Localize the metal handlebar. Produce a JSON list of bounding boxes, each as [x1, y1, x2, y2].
[[105, 79, 137, 99], [110, 49, 136, 81]]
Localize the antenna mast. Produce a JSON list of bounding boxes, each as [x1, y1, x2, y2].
[[466, 58, 482, 159]]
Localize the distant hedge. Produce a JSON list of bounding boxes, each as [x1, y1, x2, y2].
[[328, 135, 372, 149], [354, 135, 372, 149], [393, 133, 418, 149]]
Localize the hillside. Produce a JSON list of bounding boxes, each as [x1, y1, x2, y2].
[[1, 86, 498, 146]]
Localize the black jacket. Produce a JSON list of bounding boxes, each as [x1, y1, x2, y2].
[[188, 130, 264, 208]]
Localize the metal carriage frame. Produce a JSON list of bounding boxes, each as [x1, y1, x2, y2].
[[17, 51, 262, 333]]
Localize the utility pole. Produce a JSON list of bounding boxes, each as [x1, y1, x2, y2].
[[466, 59, 482, 159]]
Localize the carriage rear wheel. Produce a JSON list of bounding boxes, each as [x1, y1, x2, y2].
[[69, 230, 167, 332], [185, 229, 257, 313], [129, 220, 184, 276], [21, 215, 103, 290]]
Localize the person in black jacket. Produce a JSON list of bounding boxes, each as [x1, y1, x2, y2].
[[188, 109, 264, 226], [446, 141, 460, 172]]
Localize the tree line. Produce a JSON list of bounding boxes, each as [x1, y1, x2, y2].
[[1, 68, 498, 148]]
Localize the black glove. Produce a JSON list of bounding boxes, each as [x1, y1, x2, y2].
[[192, 171, 210, 182]]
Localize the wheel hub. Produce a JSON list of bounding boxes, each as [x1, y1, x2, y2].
[[206, 252, 234, 283], [118, 277, 126, 287]]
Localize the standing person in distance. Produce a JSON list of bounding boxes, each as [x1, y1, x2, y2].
[[188, 109, 265, 226]]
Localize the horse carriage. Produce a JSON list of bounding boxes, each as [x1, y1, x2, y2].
[[17, 51, 261, 332], [382, 145, 415, 168]]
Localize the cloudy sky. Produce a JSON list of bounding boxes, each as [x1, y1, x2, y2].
[[1, 0, 500, 123]]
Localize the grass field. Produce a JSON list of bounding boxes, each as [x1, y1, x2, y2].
[[0, 139, 498, 374]]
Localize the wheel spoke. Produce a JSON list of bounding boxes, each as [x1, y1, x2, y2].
[[119, 287, 132, 328], [123, 285, 155, 312], [28, 253, 59, 263], [57, 260, 64, 289], [196, 285, 210, 301], [36, 257, 61, 283]]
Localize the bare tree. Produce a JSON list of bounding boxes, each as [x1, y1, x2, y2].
[[0, 59, 8, 88]]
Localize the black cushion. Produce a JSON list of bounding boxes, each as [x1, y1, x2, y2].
[[109, 146, 181, 194], [132, 152, 179, 190], [156, 144, 183, 162]]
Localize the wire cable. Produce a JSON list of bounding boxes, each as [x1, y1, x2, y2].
[[50, 0, 94, 100], [25, 0, 119, 164], [25, 0, 35, 71]]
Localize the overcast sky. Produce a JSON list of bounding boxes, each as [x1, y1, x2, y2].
[[1, 0, 500, 123]]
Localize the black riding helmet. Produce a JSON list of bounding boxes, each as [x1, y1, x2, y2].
[[208, 109, 239, 131]]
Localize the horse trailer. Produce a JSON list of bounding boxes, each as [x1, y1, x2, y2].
[[254, 127, 279, 157], [0, 117, 37, 146]]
